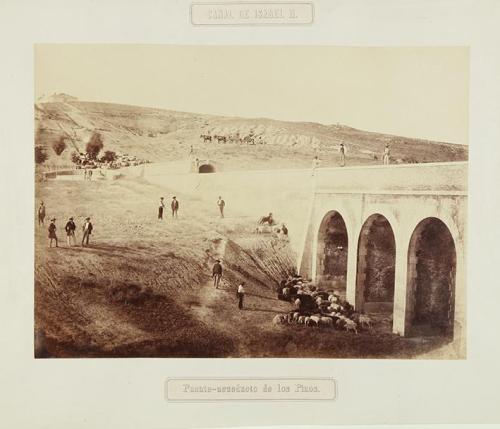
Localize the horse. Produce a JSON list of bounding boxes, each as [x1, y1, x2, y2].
[[242, 135, 255, 145], [258, 213, 274, 226]]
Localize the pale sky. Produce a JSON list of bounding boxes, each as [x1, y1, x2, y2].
[[35, 45, 469, 144]]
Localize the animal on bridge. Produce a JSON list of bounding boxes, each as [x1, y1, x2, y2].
[[241, 135, 255, 145], [200, 134, 212, 143], [214, 135, 227, 143], [229, 134, 240, 143]]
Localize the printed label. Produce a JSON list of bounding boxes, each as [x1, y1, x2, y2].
[[166, 378, 336, 401], [191, 2, 314, 25]]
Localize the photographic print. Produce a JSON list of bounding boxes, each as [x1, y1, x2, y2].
[[34, 45, 468, 359]]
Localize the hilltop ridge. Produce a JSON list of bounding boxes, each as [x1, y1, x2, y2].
[[35, 98, 468, 170]]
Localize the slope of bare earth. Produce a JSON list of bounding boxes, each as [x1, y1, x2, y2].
[[35, 174, 458, 358], [35, 99, 468, 171]]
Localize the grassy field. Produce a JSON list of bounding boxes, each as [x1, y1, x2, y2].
[[35, 173, 455, 358]]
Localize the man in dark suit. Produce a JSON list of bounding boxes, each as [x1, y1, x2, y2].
[[82, 217, 93, 246], [212, 259, 223, 289], [48, 218, 58, 248], [65, 217, 76, 247], [158, 197, 165, 220]]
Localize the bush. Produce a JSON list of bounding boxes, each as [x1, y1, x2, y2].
[[35, 146, 48, 164], [52, 136, 67, 156], [71, 151, 80, 164], [100, 150, 116, 163], [86, 132, 104, 160]]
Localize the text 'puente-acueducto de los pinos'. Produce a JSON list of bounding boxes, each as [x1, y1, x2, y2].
[[298, 161, 467, 353]]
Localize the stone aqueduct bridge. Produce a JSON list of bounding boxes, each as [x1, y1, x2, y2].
[[136, 160, 466, 352], [298, 162, 467, 351]]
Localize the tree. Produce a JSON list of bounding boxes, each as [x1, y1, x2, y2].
[[52, 136, 67, 156], [35, 146, 48, 164], [86, 132, 104, 160], [70, 151, 80, 164], [100, 150, 116, 163]]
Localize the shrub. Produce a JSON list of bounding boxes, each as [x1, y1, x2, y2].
[[86, 132, 104, 160], [35, 146, 48, 164], [70, 151, 80, 164], [52, 136, 67, 155], [100, 150, 116, 163]]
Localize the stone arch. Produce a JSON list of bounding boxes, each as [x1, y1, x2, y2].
[[316, 211, 348, 293], [406, 217, 456, 337], [198, 163, 215, 173], [355, 213, 396, 313]]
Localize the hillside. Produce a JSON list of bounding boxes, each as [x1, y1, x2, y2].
[[35, 175, 453, 358], [35, 96, 468, 170]]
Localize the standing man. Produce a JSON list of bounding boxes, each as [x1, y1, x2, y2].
[[217, 196, 225, 218], [171, 196, 179, 219], [88, 169, 93, 180], [81, 217, 93, 247], [383, 143, 391, 165], [83, 169, 88, 181], [212, 259, 223, 289], [158, 197, 165, 220], [311, 155, 321, 176], [48, 218, 58, 248], [65, 217, 76, 247], [38, 201, 46, 226], [237, 282, 246, 310], [339, 143, 346, 167]]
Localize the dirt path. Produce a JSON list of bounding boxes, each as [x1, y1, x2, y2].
[[182, 269, 292, 357]]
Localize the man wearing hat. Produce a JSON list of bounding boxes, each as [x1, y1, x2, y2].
[[339, 142, 347, 167], [171, 196, 179, 219], [65, 217, 76, 247], [48, 218, 58, 248], [82, 217, 93, 247], [158, 197, 165, 220], [212, 259, 223, 289]]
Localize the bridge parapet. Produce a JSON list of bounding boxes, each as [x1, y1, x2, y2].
[[314, 161, 467, 194]]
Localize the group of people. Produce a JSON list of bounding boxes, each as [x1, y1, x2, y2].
[[158, 196, 180, 220], [158, 195, 225, 220], [212, 259, 246, 310], [311, 144, 346, 173], [39, 201, 94, 248], [311, 142, 391, 174], [83, 169, 94, 180]]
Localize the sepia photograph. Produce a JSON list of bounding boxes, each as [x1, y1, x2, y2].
[[34, 45, 468, 359]]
